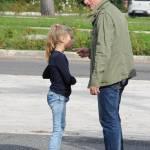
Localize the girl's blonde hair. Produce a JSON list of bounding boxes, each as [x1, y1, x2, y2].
[[45, 24, 73, 61]]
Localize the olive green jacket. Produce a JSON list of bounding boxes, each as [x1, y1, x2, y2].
[[88, 0, 136, 88]]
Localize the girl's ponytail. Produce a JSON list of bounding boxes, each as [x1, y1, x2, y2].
[[45, 34, 54, 61]]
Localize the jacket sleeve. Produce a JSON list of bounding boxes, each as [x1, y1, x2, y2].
[[88, 13, 114, 87], [56, 55, 76, 85]]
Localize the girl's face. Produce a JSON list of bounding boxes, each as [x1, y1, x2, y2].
[[63, 33, 74, 49]]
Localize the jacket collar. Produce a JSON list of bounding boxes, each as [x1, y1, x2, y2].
[[89, 0, 110, 24]]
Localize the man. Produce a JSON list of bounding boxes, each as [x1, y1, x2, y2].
[[76, 0, 136, 150]]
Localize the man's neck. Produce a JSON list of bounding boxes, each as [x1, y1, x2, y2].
[[92, 0, 103, 10]]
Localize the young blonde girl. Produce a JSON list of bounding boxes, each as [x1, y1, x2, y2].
[[43, 24, 76, 150]]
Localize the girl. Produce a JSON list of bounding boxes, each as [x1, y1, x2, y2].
[[43, 24, 76, 150]]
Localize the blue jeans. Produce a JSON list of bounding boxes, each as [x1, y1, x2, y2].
[[47, 91, 68, 150], [98, 79, 128, 150]]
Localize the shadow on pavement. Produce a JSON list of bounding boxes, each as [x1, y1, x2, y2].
[[1, 133, 150, 150], [0, 144, 39, 150], [62, 136, 150, 150]]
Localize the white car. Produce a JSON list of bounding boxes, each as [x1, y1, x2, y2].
[[128, 0, 150, 16]]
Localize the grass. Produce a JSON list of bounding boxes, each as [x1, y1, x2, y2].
[[128, 17, 150, 22], [130, 33, 150, 55], [0, 16, 150, 31], [0, 16, 149, 55], [0, 16, 91, 29]]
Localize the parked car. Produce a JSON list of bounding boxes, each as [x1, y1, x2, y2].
[[128, 0, 150, 16]]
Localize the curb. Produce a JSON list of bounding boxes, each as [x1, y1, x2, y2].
[[0, 49, 150, 63], [0, 12, 80, 17], [0, 12, 126, 17], [0, 49, 89, 61]]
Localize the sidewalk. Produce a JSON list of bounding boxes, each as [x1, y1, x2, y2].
[[0, 74, 150, 141]]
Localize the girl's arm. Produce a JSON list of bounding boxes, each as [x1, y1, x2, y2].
[[70, 76, 76, 85], [55, 54, 76, 85]]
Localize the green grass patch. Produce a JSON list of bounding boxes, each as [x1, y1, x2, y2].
[[0, 27, 44, 50], [0, 16, 91, 29], [0, 16, 150, 31], [0, 27, 91, 50], [130, 33, 150, 55], [0, 16, 149, 55], [128, 17, 150, 23]]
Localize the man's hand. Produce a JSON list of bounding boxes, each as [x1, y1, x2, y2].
[[74, 48, 90, 58], [89, 86, 100, 95]]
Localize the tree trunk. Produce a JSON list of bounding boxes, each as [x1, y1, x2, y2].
[[40, 0, 55, 16]]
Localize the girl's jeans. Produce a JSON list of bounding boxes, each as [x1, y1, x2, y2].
[[47, 91, 68, 150], [98, 79, 128, 150]]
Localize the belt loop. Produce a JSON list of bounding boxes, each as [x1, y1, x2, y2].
[[121, 79, 128, 87]]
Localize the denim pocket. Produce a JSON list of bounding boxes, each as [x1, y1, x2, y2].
[[58, 94, 65, 101], [47, 91, 59, 105], [111, 79, 128, 91], [110, 82, 121, 91]]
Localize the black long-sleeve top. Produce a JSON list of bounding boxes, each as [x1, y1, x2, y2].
[[42, 50, 76, 98]]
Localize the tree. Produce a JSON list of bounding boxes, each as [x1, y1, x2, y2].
[[40, 0, 55, 16]]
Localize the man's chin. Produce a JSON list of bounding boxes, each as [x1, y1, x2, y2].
[[88, 5, 95, 10], [84, 5, 92, 10]]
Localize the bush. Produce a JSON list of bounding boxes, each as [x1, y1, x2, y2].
[[130, 32, 150, 55], [0, 0, 127, 13], [0, 15, 149, 55], [0, 0, 88, 13], [0, 0, 40, 12], [1, 27, 149, 55], [73, 29, 91, 49], [0, 38, 5, 49], [54, 0, 88, 13]]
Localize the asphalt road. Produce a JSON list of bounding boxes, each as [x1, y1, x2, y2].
[[0, 58, 150, 80], [1, 133, 150, 150]]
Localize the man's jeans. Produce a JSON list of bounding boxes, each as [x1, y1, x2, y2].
[[98, 79, 128, 150], [47, 91, 67, 150]]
